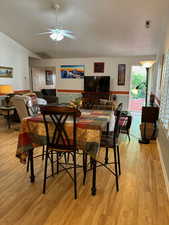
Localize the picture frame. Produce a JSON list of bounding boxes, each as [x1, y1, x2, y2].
[[60, 65, 85, 79], [0, 66, 13, 78], [45, 70, 54, 85], [94, 62, 104, 73], [118, 64, 126, 85]]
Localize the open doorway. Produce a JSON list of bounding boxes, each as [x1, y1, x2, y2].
[[128, 66, 146, 138], [129, 66, 146, 112]]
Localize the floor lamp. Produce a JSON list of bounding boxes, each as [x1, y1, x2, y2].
[[138, 60, 156, 144]]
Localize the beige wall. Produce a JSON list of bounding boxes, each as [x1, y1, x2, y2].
[[31, 56, 155, 109], [0, 32, 38, 90], [0, 32, 38, 105], [31, 56, 155, 92]]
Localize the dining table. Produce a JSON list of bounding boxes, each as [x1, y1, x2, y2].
[[16, 109, 113, 195]]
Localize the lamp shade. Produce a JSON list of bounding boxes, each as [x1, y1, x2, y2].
[[139, 60, 156, 68], [0, 85, 14, 94]]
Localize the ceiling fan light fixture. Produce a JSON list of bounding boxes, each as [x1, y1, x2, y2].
[[50, 32, 57, 40], [56, 32, 64, 41], [50, 32, 64, 41]]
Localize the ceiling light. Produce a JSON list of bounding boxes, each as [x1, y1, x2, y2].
[[50, 32, 64, 41], [55, 32, 64, 41], [50, 33, 57, 40]]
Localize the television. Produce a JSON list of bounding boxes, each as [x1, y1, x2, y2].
[[84, 76, 110, 92]]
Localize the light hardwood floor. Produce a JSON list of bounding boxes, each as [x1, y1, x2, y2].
[[0, 118, 169, 225]]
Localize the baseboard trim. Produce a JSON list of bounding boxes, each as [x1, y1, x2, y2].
[[157, 139, 169, 199]]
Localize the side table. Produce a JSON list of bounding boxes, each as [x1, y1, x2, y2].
[[0, 106, 16, 129]]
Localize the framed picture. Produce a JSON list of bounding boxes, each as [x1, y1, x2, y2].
[[0, 66, 13, 78], [118, 64, 126, 85], [60, 65, 84, 79], [45, 70, 54, 85], [94, 62, 104, 73]]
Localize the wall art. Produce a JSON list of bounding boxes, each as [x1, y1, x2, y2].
[[60, 65, 85, 79], [118, 64, 126, 85], [94, 62, 104, 73], [0, 66, 13, 78]]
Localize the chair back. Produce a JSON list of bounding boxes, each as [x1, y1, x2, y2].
[[11, 94, 39, 121], [126, 115, 132, 130], [113, 103, 123, 144], [40, 105, 80, 151], [23, 93, 40, 116], [11, 95, 29, 121]]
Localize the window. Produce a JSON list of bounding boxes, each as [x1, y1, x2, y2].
[[159, 51, 169, 135]]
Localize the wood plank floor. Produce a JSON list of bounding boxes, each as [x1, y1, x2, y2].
[[0, 119, 169, 225]]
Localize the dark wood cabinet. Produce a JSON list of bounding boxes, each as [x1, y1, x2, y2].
[[141, 106, 159, 123]]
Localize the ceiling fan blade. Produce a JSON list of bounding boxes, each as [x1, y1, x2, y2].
[[62, 29, 73, 34], [36, 31, 52, 35], [64, 33, 75, 39], [50, 28, 60, 33]]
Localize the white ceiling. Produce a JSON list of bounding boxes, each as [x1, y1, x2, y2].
[[0, 0, 169, 58]]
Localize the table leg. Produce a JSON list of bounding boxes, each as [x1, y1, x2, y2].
[[91, 158, 96, 195], [7, 110, 11, 129], [83, 152, 87, 185], [29, 149, 35, 182], [105, 122, 109, 164]]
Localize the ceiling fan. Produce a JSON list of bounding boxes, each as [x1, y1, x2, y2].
[[37, 3, 75, 42]]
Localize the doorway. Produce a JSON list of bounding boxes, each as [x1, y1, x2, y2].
[[128, 66, 146, 138], [129, 66, 146, 112]]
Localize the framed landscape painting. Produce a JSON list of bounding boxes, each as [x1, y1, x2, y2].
[[60, 65, 85, 79], [0, 66, 13, 78]]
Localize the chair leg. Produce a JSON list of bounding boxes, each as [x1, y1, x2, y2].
[[105, 147, 109, 164], [51, 151, 54, 176], [42, 145, 45, 160], [91, 158, 97, 195], [113, 146, 119, 192], [29, 149, 35, 183], [26, 152, 30, 172], [90, 157, 93, 169], [83, 152, 87, 185], [43, 149, 49, 194], [56, 153, 59, 174], [73, 152, 77, 199], [64, 152, 67, 163], [127, 129, 130, 141], [117, 145, 121, 176]]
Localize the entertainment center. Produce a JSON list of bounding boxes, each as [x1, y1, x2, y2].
[[82, 76, 113, 109]]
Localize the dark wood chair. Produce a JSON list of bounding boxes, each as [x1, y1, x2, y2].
[[40, 105, 80, 199], [83, 103, 123, 192], [119, 114, 132, 141], [100, 103, 123, 191]]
